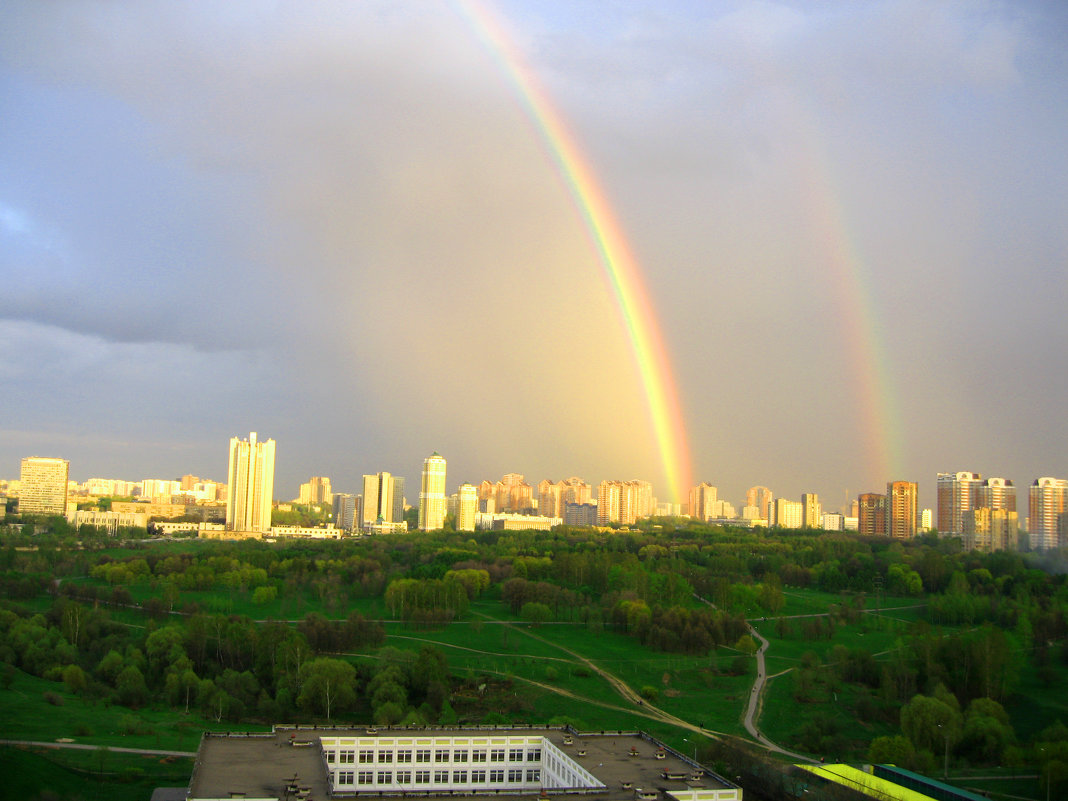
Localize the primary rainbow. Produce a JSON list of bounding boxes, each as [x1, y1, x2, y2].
[[457, 0, 693, 504]]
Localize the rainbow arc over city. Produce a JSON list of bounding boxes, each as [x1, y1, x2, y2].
[[459, 1, 694, 504]]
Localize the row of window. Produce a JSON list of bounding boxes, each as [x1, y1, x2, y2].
[[332, 748, 541, 765], [335, 769, 541, 786]]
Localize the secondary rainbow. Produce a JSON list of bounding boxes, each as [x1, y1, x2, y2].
[[458, 0, 693, 503]]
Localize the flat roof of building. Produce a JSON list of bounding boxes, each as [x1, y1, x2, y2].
[[189, 726, 739, 801]]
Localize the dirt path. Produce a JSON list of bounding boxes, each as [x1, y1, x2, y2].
[[470, 611, 720, 738]]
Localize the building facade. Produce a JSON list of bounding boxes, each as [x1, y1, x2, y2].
[[936, 471, 982, 535], [746, 486, 773, 521], [361, 472, 405, 530], [801, 493, 821, 529], [886, 481, 918, 539], [688, 483, 717, 521], [226, 432, 276, 533], [857, 492, 886, 537], [418, 452, 447, 531], [18, 456, 70, 516], [1029, 477, 1068, 550], [457, 483, 478, 532]]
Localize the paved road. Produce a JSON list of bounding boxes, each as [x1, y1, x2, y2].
[[0, 738, 195, 757], [741, 623, 816, 763]]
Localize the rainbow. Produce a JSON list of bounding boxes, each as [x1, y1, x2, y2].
[[458, 0, 693, 503], [792, 102, 902, 485]]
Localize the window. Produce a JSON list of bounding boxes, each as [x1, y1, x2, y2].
[[509, 769, 523, 782], [340, 750, 355, 764], [379, 751, 393, 763], [472, 770, 486, 783], [378, 771, 392, 784], [328, 751, 337, 764], [453, 770, 468, 783], [527, 749, 541, 762], [338, 771, 354, 785], [359, 749, 375, 764], [453, 749, 468, 762], [509, 748, 524, 762], [526, 769, 540, 782], [397, 750, 412, 763], [472, 750, 487, 763], [358, 771, 374, 785], [435, 749, 450, 763], [415, 771, 430, 784], [490, 749, 505, 762], [490, 770, 504, 783], [397, 771, 412, 784], [434, 771, 448, 783], [416, 749, 431, 763]]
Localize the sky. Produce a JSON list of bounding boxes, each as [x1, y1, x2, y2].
[[2, 1, 1066, 511]]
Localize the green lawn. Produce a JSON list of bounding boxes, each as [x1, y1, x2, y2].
[[0, 744, 193, 801], [0, 667, 268, 752]]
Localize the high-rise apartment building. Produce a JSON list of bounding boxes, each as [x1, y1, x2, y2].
[[18, 457, 70, 516], [886, 481, 918, 539], [332, 493, 359, 531], [418, 452, 447, 531], [560, 477, 592, 507], [491, 474, 534, 513], [964, 507, 1019, 553], [226, 432, 275, 532], [977, 477, 1016, 512], [801, 493, 821, 529], [746, 486, 774, 521], [597, 481, 622, 525], [857, 492, 887, 537], [1029, 477, 1068, 550], [769, 498, 803, 529], [537, 479, 563, 518], [361, 472, 405, 529], [937, 471, 982, 535], [457, 483, 478, 532], [299, 476, 333, 506], [689, 483, 717, 521]]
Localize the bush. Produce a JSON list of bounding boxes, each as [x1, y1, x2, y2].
[[43, 691, 64, 706], [640, 686, 660, 701]]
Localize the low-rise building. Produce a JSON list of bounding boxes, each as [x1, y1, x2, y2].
[[187, 726, 742, 801]]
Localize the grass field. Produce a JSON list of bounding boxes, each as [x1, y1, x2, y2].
[[0, 745, 193, 801], [0, 667, 268, 752]]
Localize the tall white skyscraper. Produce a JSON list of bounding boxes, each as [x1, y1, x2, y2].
[[419, 452, 447, 531], [226, 432, 275, 532], [19, 456, 69, 516]]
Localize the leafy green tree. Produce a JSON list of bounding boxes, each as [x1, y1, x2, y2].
[[520, 602, 552, 625], [900, 690, 962, 757], [116, 664, 149, 708], [62, 663, 87, 697], [298, 657, 356, 719], [867, 735, 916, 767]]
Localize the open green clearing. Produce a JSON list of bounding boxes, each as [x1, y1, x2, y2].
[[0, 745, 193, 801]]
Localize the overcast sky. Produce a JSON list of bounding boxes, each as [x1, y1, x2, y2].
[[2, 1, 1066, 511]]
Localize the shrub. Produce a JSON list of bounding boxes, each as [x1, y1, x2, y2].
[[43, 691, 64, 706]]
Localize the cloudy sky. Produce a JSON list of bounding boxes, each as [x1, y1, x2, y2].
[[2, 1, 1065, 511]]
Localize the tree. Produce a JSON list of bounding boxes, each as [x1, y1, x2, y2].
[[867, 735, 916, 767], [62, 664, 87, 697], [900, 690, 962, 758], [520, 602, 551, 625], [298, 657, 356, 720], [116, 664, 149, 708]]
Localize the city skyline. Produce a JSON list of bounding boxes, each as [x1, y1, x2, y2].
[[2, 2, 1066, 507]]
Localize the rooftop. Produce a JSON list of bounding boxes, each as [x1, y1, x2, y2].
[[188, 726, 741, 801]]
